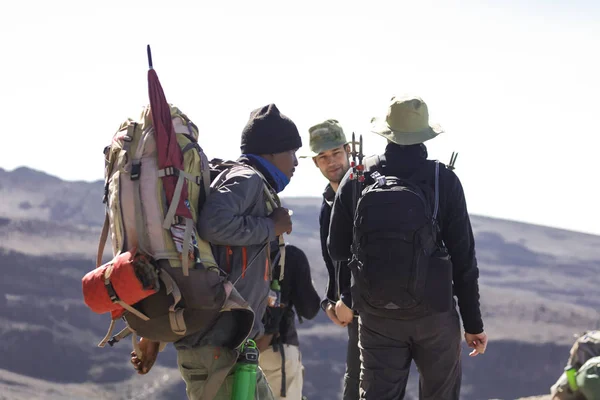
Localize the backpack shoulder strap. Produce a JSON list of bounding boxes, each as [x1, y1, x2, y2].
[[433, 160, 440, 220], [244, 165, 287, 281], [412, 160, 441, 220]]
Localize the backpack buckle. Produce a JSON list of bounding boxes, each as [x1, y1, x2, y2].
[[131, 161, 141, 181], [103, 278, 120, 303], [371, 171, 386, 186]]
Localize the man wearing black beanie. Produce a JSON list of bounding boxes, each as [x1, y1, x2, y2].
[[239, 103, 303, 190], [171, 103, 302, 400]]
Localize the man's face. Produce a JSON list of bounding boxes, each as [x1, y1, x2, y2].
[[263, 149, 299, 180], [313, 144, 350, 184]]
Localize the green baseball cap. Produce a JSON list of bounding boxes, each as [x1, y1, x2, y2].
[[300, 119, 353, 158]]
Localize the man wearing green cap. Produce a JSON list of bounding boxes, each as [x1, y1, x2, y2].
[[328, 96, 488, 400], [301, 119, 360, 400]]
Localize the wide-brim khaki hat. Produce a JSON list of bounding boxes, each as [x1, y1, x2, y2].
[[370, 95, 443, 145], [299, 119, 357, 158]]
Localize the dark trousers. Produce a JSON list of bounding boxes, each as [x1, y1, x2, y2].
[[358, 310, 462, 400], [343, 318, 361, 400]]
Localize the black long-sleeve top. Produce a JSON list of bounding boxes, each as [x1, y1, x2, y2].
[[275, 244, 321, 346], [319, 184, 353, 310], [327, 143, 484, 334]]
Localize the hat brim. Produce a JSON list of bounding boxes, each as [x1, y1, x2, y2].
[[370, 117, 444, 146], [299, 141, 358, 159]]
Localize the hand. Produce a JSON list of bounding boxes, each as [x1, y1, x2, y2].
[[464, 331, 488, 357], [325, 302, 345, 327], [269, 207, 292, 236], [335, 300, 354, 325], [255, 334, 274, 352], [130, 337, 160, 374]]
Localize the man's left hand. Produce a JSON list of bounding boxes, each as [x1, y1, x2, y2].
[[255, 334, 274, 352]]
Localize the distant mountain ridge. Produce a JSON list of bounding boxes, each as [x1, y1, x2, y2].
[[0, 165, 599, 399]]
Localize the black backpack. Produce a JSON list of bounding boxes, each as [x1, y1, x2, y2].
[[350, 155, 453, 319]]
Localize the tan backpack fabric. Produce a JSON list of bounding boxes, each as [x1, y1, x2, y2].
[[89, 105, 253, 354]]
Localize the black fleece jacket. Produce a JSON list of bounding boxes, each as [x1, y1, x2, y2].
[[270, 244, 321, 346], [327, 143, 484, 334], [319, 184, 353, 310]]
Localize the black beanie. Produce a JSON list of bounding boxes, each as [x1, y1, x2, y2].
[[240, 104, 302, 155]]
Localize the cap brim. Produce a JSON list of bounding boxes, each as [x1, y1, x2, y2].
[[299, 141, 359, 159], [370, 117, 443, 145]]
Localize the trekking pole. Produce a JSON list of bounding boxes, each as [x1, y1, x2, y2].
[[357, 134, 365, 184], [231, 242, 269, 287], [349, 133, 365, 259], [448, 151, 459, 171], [349, 133, 360, 253], [349, 131, 358, 208]]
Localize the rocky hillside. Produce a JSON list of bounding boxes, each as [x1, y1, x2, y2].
[[0, 166, 598, 399]]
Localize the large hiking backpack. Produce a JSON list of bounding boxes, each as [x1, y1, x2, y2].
[[552, 331, 600, 400], [82, 105, 253, 350], [350, 155, 453, 319]]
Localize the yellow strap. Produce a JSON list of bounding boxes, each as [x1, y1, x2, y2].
[[117, 300, 150, 321], [181, 218, 193, 276], [159, 269, 186, 336], [97, 318, 116, 348], [162, 172, 186, 230], [96, 213, 110, 268], [168, 309, 187, 336], [252, 168, 286, 281]]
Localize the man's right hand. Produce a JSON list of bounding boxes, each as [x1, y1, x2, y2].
[[325, 302, 346, 327], [464, 331, 488, 357], [335, 300, 354, 325], [269, 207, 293, 236]]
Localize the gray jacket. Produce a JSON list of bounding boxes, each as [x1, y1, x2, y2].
[[175, 163, 279, 349]]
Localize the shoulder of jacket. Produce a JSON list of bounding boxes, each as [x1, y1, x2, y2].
[[220, 164, 263, 184]]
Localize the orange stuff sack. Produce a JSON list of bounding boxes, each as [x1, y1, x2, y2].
[[82, 249, 159, 318]]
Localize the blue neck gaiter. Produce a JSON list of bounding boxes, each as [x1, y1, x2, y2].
[[242, 154, 290, 193]]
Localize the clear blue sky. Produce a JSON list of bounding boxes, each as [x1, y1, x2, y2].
[[1, 0, 598, 235]]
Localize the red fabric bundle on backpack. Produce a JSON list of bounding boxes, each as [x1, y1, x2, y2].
[[82, 249, 159, 316]]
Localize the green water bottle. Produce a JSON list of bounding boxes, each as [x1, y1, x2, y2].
[[565, 365, 579, 392], [231, 339, 259, 400], [270, 279, 281, 307]]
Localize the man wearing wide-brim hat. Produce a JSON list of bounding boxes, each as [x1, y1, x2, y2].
[[302, 118, 361, 400], [328, 95, 488, 400]]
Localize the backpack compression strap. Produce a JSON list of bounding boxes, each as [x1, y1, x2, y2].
[[96, 122, 138, 268], [253, 167, 286, 282]]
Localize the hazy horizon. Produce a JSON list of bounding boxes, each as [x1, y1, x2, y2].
[[2, 0, 599, 236]]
